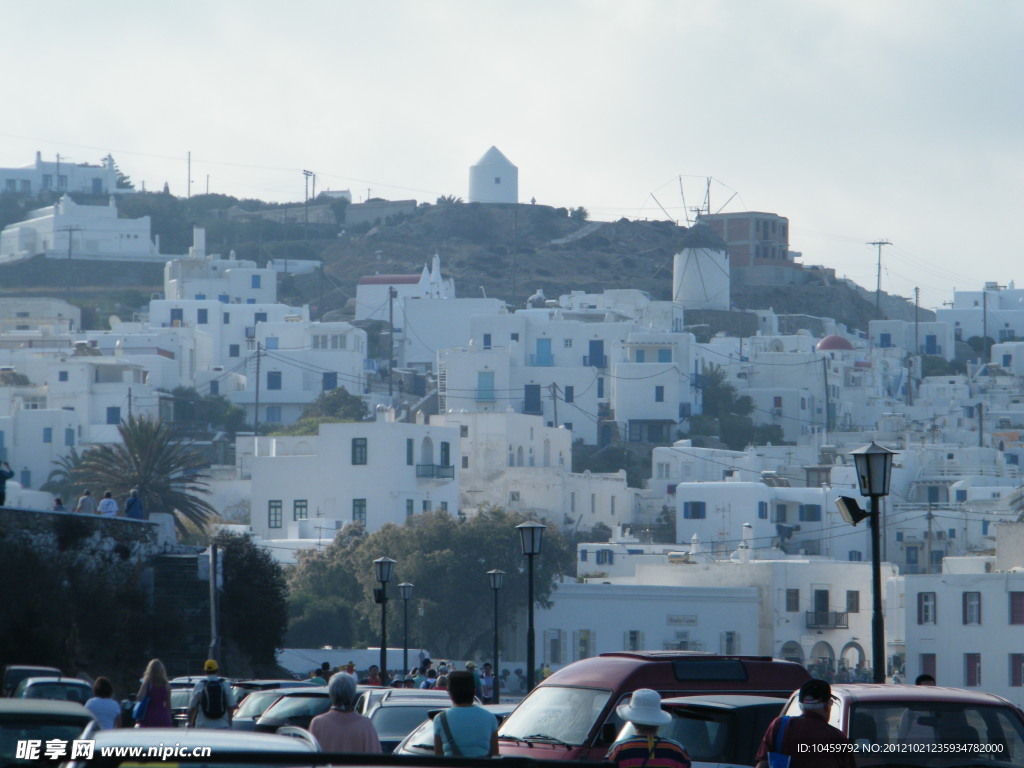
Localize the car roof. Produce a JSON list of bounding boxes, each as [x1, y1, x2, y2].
[[233, 679, 317, 688], [89, 728, 318, 751], [274, 686, 330, 696], [661, 694, 789, 710], [3, 665, 62, 674], [0, 699, 96, 719], [19, 677, 90, 686], [827, 683, 1017, 706]]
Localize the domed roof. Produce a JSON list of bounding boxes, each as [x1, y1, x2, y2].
[[678, 224, 728, 252], [816, 334, 854, 351]]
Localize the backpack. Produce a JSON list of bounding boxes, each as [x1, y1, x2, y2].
[[200, 679, 227, 719]]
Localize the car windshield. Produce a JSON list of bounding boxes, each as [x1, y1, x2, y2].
[[498, 686, 612, 746], [849, 701, 1024, 757], [260, 695, 328, 721], [234, 691, 282, 719], [402, 717, 437, 749], [370, 706, 437, 738], [22, 684, 90, 705]]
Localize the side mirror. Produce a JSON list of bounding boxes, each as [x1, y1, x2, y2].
[[598, 722, 618, 746]]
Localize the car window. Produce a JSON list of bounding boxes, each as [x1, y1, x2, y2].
[[261, 695, 328, 720], [235, 691, 282, 719], [849, 701, 1024, 756], [370, 705, 436, 736], [24, 684, 90, 705]]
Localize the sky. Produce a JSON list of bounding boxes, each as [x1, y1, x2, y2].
[[2, 0, 1021, 310]]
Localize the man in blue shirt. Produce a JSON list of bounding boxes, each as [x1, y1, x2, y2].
[[433, 671, 498, 757]]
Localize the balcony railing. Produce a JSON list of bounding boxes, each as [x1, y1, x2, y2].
[[806, 610, 848, 629], [528, 354, 554, 367], [416, 464, 454, 480], [475, 389, 496, 402], [583, 355, 607, 368]]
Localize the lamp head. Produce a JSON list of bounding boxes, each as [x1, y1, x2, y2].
[[516, 521, 546, 556], [487, 568, 505, 590], [398, 582, 414, 601], [835, 496, 870, 526], [374, 556, 396, 584], [849, 441, 895, 497]]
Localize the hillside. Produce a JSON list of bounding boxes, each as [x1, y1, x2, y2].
[[1, 193, 928, 334]]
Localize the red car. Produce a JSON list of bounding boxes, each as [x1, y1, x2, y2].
[[778, 683, 1024, 766]]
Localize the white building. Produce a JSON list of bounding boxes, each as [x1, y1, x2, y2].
[[0, 298, 79, 334], [0, 406, 80, 492], [246, 412, 459, 541], [1, 195, 159, 264], [355, 255, 454, 323], [936, 282, 1024, 344], [672, 224, 730, 311], [164, 230, 277, 304], [869, 318, 955, 361], [399, 297, 505, 372], [0, 151, 120, 198], [468, 146, 518, 205]]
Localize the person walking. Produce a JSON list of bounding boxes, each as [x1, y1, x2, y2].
[[309, 672, 382, 753], [74, 489, 97, 515], [188, 659, 234, 729], [606, 688, 691, 768], [98, 491, 119, 516], [433, 671, 499, 757], [0, 461, 13, 507], [124, 489, 145, 520], [754, 679, 854, 768], [85, 677, 122, 730], [136, 659, 173, 728]]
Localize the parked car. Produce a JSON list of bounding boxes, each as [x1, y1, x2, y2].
[[169, 687, 193, 727], [395, 703, 517, 757], [366, 697, 456, 753], [231, 689, 293, 731], [253, 687, 330, 732], [498, 651, 810, 761], [1, 665, 62, 697], [230, 679, 316, 707], [12, 677, 92, 705], [779, 683, 1024, 766], [64, 726, 318, 768], [356, 686, 451, 715], [615, 694, 787, 767], [0, 698, 97, 765]]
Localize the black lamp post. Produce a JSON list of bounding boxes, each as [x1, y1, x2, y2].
[[374, 557, 395, 680], [516, 521, 545, 692], [399, 582, 414, 676], [487, 568, 505, 703], [846, 441, 895, 684]]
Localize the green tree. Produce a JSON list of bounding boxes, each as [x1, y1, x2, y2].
[[570, 206, 589, 221], [103, 154, 134, 190], [42, 447, 86, 503], [169, 386, 246, 435], [301, 387, 368, 421], [215, 531, 288, 673], [75, 415, 217, 534]]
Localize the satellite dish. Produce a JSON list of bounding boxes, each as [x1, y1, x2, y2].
[[108, 315, 122, 329]]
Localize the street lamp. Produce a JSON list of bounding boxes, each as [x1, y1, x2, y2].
[[516, 521, 546, 691], [840, 441, 895, 684], [399, 582, 414, 675], [487, 569, 505, 703], [374, 557, 396, 680]]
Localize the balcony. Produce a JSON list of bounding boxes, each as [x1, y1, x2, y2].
[[528, 354, 554, 367], [806, 610, 848, 629], [416, 464, 454, 480], [584, 355, 607, 368]]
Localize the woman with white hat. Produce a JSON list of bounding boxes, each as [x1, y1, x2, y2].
[[605, 688, 691, 768]]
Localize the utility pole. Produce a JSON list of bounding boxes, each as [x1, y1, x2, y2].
[[925, 506, 934, 574], [187, 151, 192, 198], [59, 226, 83, 302], [549, 383, 559, 427], [978, 402, 984, 448], [983, 290, 989, 363], [388, 287, 397, 398], [56, 153, 61, 191], [868, 240, 892, 320], [822, 357, 830, 433], [253, 340, 262, 436], [303, 170, 314, 240], [128, 388, 133, 419]]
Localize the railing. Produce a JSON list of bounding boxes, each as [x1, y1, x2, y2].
[[528, 354, 554, 367], [806, 610, 848, 629], [583, 355, 607, 368], [475, 389, 496, 402], [416, 464, 454, 480]]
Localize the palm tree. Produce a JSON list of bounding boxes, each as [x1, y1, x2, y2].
[[42, 447, 86, 504], [76, 415, 217, 533]]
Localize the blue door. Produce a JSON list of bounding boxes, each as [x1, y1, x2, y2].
[[588, 340, 605, 367], [534, 338, 553, 366]]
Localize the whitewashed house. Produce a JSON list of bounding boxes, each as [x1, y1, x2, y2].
[[355, 254, 454, 323], [164, 231, 277, 304]]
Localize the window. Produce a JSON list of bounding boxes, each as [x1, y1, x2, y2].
[[209, 381, 219, 395], [964, 652, 981, 687], [683, 501, 706, 519], [575, 630, 594, 661], [265, 336, 278, 350], [774, 504, 787, 523], [459, 425, 469, 438], [658, 348, 671, 363], [963, 592, 982, 625], [65, 428, 75, 447], [406, 438, 414, 465], [564, 338, 573, 348], [758, 501, 768, 519], [847, 590, 860, 613], [580, 549, 587, 562], [1011, 654, 1024, 687], [322, 372, 337, 391], [352, 437, 368, 465], [406, 499, 414, 519], [422, 500, 432, 512], [440, 441, 451, 466], [255, 312, 267, 323], [483, 333, 492, 350], [786, 588, 800, 612], [267, 371, 282, 390], [43, 427, 52, 443], [229, 344, 240, 357], [58, 370, 68, 382], [106, 406, 121, 425], [476, 371, 495, 401], [654, 386, 664, 402], [564, 385, 574, 403], [546, 629, 563, 665], [510, 333, 519, 342], [268, 500, 282, 528], [293, 500, 308, 521], [917, 592, 937, 624], [352, 499, 367, 525], [906, 546, 919, 565], [266, 405, 281, 422], [440, 501, 448, 512], [251, 275, 261, 289], [920, 653, 936, 679], [461, 456, 469, 468], [720, 631, 739, 655], [1011, 593, 1024, 624], [625, 630, 644, 651], [799, 504, 822, 522], [597, 377, 604, 398], [848, 550, 863, 561], [197, 308, 208, 325], [774, 395, 783, 408], [636, 350, 646, 363]]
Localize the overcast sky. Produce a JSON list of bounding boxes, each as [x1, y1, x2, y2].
[[2, 1, 1019, 310]]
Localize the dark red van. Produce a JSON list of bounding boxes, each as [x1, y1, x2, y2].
[[497, 651, 809, 760]]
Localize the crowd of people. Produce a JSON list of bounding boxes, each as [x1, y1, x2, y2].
[[306, 656, 501, 701]]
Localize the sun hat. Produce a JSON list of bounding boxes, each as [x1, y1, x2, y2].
[[203, 659, 219, 673], [466, 661, 476, 669], [616, 688, 670, 726]]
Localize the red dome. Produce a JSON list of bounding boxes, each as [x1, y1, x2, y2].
[[816, 334, 854, 351]]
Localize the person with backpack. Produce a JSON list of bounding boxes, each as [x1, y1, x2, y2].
[[188, 659, 234, 729], [754, 679, 854, 768]]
